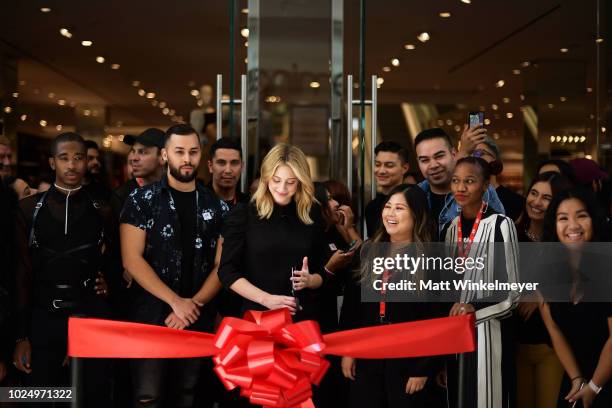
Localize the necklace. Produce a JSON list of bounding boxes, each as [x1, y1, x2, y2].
[[525, 227, 540, 242]]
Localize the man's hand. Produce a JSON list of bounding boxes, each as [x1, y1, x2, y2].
[[165, 312, 188, 330], [169, 297, 201, 326], [341, 357, 356, 380], [459, 124, 487, 156], [405, 376, 427, 394], [13, 339, 32, 374]]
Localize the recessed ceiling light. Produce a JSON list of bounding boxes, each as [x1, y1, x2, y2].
[[169, 109, 176, 116], [309, 81, 321, 88], [382, 66, 391, 72], [560, 47, 569, 53], [550, 136, 556, 143], [484, 118, 491, 125], [439, 12, 451, 18], [162, 108, 170, 115], [491, 104, 499, 110], [151, 100, 158, 106], [190, 89, 199, 96], [376, 77, 385, 86], [506, 112, 514, 119], [241, 8, 249, 14], [580, 136, 586, 142], [57, 99, 66, 106], [59, 28, 72, 38], [521, 61, 531, 68], [159, 102, 167, 108], [240, 28, 249, 38], [20, 114, 27, 121], [391, 58, 400, 66], [503, 97, 510, 103], [138, 89, 145, 96], [495, 79, 505, 88], [3, 106, 12, 114], [12, 92, 18, 98], [587, 87, 593, 93], [560, 96, 567, 102], [132, 80, 140, 87], [548, 103, 555, 109], [81, 40, 93, 47], [40, 7, 51, 13], [56, 125, 63, 131], [96, 56, 105, 63], [417, 32, 430, 42], [111, 63, 120, 70], [39, 120, 47, 127], [520, 94, 525, 101], [404, 44, 416, 50], [145, 92, 155, 99], [512, 69, 521, 75], [48, 92, 55, 99], [461, 0, 471, 4], [596, 37, 604, 44], [244, 42, 248, 47]]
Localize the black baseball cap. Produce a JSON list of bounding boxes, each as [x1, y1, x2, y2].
[[123, 128, 165, 149]]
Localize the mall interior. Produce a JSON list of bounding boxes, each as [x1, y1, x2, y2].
[[0, 0, 610, 219]]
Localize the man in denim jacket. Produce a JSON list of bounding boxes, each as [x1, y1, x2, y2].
[[415, 128, 505, 239]]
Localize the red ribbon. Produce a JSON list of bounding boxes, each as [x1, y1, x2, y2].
[[69, 310, 475, 408]]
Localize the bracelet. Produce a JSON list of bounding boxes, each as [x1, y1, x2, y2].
[[588, 379, 602, 394], [324, 267, 335, 276]]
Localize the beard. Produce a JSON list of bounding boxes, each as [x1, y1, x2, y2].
[[169, 162, 197, 183]]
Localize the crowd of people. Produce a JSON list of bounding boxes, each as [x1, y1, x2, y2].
[[0, 123, 611, 408]]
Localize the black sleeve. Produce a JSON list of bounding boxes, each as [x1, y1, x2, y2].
[[14, 204, 33, 340], [218, 203, 248, 289], [338, 253, 362, 330]]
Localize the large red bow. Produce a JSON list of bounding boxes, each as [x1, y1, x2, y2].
[[69, 310, 475, 408]]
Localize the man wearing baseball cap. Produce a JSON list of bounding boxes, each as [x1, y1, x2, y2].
[[110, 128, 165, 217]]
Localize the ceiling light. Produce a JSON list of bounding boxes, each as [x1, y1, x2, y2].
[[404, 44, 416, 50], [132, 80, 141, 87], [439, 12, 451, 18], [491, 104, 498, 110], [240, 28, 249, 38], [562, 136, 568, 143], [20, 114, 27, 121], [310, 81, 321, 88], [417, 32, 430, 43], [39, 120, 47, 127], [585, 154, 593, 160], [454, 125, 461, 132], [560, 96, 567, 102], [81, 40, 93, 47], [60, 28, 72, 38], [601, 126, 607, 133], [145, 92, 155, 99], [580, 136, 586, 142], [550, 136, 555, 143], [560, 47, 569, 53], [548, 103, 555, 109], [244, 42, 248, 47], [520, 94, 525, 101], [461, 0, 471, 3], [241, 8, 249, 14], [69, 101, 76, 107], [521, 61, 531, 68], [159, 102, 167, 108], [596, 37, 604, 44], [111, 63, 120, 70], [495, 79, 505, 88], [506, 112, 514, 119], [587, 87, 593, 93], [162, 108, 170, 115], [56, 125, 63, 131], [40, 7, 51, 13], [190, 89, 199, 96], [83, 109, 91, 116], [12, 92, 18, 98], [3, 106, 11, 114], [244, 58, 248, 64], [151, 100, 158, 106], [169, 109, 176, 116], [376, 77, 384, 86], [512, 69, 521, 75], [138, 89, 145, 96], [57, 99, 66, 106], [382, 66, 391, 72], [446, 119, 453, 126], [503, 97, 510, 103], [96, 56, 105, 63], [391, 58, 400, 66], [48, 92, 55, 99]]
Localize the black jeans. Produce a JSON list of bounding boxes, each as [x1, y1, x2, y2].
[[130, 358, 202, 408]]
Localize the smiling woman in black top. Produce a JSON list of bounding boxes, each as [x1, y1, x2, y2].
[[218, 144, 326, 320]]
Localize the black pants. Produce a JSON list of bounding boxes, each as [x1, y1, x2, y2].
[[25, 307, 111, 408], [350, 359, 426, 408], [130, 358, 202, 408]]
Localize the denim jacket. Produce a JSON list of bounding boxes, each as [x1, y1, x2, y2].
[[418, 180, 505, 237]]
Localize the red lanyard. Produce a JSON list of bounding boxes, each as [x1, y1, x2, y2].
[[379, 269, 391, 322], [457, 201, 485, 258]]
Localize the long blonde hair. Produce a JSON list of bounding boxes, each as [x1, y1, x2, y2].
[[252, 144, 315, 224]]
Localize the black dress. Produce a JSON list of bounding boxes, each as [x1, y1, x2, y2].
[[549, 302, 612, 407], [218, 201, 327, 321], [339, 248, 444, 408]]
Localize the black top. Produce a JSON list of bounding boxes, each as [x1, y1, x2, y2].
[[111, 178, 140, 218], [365, 193, 387, 237], [430, 191, 447, 229], [170, 188, 197, 297], [218, 201, 327, 321], [119, 176, 227, 328], [496, 185, 524, 222]]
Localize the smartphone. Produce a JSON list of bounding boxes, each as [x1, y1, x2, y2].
[[341, 239, 360, 253], [468, 111, 484, 128]]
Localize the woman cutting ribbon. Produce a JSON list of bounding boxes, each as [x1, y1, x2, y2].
[[443, 156, 520, 408]]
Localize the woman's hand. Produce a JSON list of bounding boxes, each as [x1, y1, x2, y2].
[[165, 312, 188, 330], [341, 356, 356, 380], [566, 378, 597, 407], [261, 294, 297, 314], [169, 297, 201, 326], [338, 205, 355, 228], [13, 339, 32, 374], [291, 257, 321, 290], [449, 302, 475, 316], [326, 250, 355, 274], [405, 376, 428, 394], [95, 271, 108, 297]]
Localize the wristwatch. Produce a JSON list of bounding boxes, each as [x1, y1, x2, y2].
[[588, 379, 602, 394]]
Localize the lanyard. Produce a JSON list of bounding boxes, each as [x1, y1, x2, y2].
[[457, 201, 485, 258], [379, 269, 391, 323]]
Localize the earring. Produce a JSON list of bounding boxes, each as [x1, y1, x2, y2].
[[482, 189, 490, 213]]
